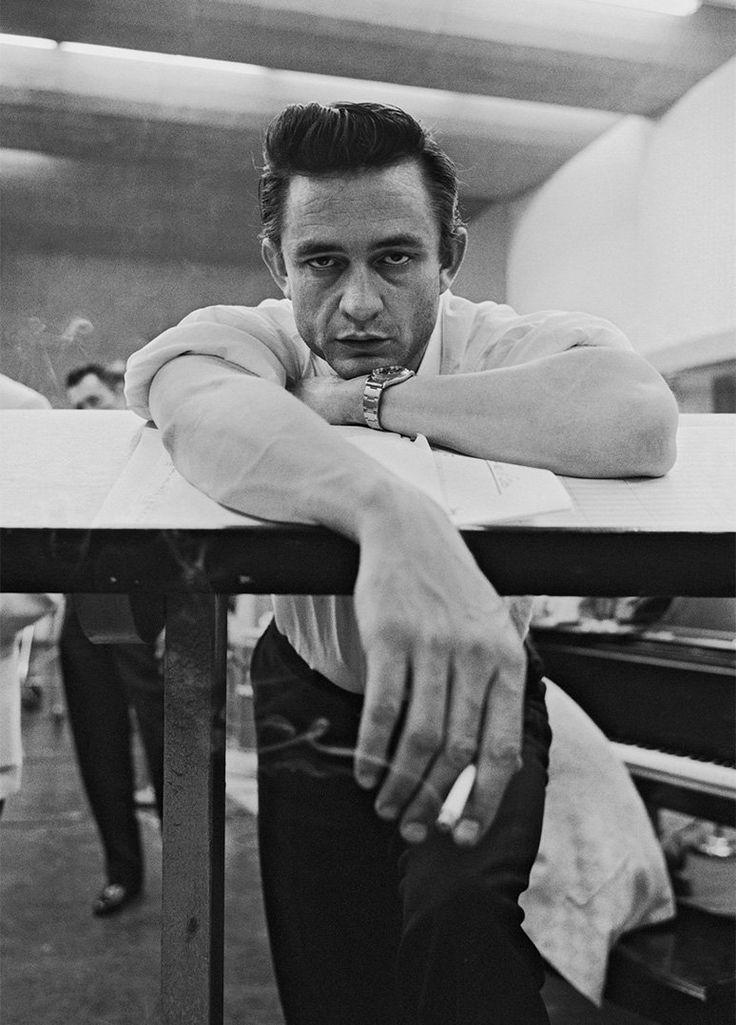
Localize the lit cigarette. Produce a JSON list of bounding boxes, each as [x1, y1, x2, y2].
[[436, 764, 477, 832]]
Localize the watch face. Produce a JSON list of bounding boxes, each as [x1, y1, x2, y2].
[[372, 365, 409, 383]]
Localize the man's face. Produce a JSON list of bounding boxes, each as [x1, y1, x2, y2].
[[66, 373, 124, 410], [263, 160, 465, 378]]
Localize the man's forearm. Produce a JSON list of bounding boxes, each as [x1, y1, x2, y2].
[[382, 348, 677, 477], [299, 347, 678, 478], [148, 354, 425, 538]]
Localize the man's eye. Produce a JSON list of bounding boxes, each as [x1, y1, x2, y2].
[[307, 256, 338, 269], [380, 253, 411, 266]]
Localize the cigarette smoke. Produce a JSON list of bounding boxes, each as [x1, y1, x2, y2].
[[257, 715, 359, 780], [256, 713, 437, 802]]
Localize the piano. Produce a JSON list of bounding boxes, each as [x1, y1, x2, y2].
[[531, 597, 736, 827], [532, 598, 736, 1024]]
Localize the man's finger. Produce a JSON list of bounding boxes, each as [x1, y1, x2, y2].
[[394, 654, 487, 842], [354, 640, 408, 790], [452, 649, 525, 847], [372, 648, 448, 826]]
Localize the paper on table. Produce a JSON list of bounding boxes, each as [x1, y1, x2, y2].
[[432, 447, 572, 525], [346, 431, 572, 524], [94, 422, 571, 529]]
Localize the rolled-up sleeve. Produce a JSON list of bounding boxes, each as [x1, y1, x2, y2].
[[460, 301, 634, 372], [125, 301, 307, 419]]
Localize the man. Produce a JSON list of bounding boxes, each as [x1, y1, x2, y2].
[[65, 361, 125, 410], [126, 103, 677, 1023], [60, 363, 164, 916]]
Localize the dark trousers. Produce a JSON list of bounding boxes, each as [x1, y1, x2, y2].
[[251, 621, 552, 1025], [59, 601, 164, 890]]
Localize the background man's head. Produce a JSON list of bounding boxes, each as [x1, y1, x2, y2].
[[65, 363, 125, 410], [259, 102, 465, 267]]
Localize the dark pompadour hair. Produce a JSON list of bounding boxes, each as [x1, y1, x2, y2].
[[65, 362, 123, 391], [259, 102, 465, 265]]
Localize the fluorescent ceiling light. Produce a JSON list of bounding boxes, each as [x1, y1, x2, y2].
[[0, 35, 267, 74], [59, 41, 267, 75], [579, 0, 702, 14], [0, 33, 57, 49]]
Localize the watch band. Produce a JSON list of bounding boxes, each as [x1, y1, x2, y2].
[[362, 366, 416, 431]]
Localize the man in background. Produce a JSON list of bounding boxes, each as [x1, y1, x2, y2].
[[59, 363, 164, 916], [65, 362, 125, 410]]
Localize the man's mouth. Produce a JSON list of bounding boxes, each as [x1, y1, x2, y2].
[[334, 335, 390, 345]]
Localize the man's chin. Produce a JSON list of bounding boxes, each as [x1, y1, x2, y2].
[[331, 359, 392, 380]]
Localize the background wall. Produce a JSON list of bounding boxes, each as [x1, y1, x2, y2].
[[505, 116, 653, 341], [638, 57, 736, 366], [0, 250, 278, 406], [506, 57, 736, 378], [452, 202, 509, 304]]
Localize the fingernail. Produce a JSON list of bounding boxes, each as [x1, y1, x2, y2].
[[401, 822, 427, 844], [454, 819, 480, 846], [376, 803, 398, 821], [356, 770, 377, 790]]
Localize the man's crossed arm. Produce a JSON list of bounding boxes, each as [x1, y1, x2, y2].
[[289, 345, 678, 478]]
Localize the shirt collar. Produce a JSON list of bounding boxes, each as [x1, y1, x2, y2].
[[415, 292, 445, 377]]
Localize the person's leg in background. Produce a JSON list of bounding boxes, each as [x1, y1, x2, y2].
[[113, 639, 164, 823], [251, 621, 551, 1025], [59, 601, 143, 912]]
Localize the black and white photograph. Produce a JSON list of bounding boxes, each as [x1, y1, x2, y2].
[[1, 2, 734, 1024]]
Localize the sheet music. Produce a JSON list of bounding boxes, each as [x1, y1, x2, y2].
[[432, 447, 572, 525]]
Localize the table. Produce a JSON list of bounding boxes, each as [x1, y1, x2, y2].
[[1, 410, 734, 1024]]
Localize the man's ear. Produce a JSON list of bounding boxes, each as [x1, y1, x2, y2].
[[439, 227, 468, 293], [261, 238, 291, 297]]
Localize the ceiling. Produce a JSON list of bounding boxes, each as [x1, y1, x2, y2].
[[1, 0, 735, 265]]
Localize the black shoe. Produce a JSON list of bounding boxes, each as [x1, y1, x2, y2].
[[92, 883, 142, 917], [21, 683, 43, 712]]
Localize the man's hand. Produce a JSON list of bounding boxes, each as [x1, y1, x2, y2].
[[288, 375, 365, 425], [351, 490, 526, 848], [151, 358, 528, 849]]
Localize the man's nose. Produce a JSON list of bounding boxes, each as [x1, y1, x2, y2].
[[338, 266, 383, 323]]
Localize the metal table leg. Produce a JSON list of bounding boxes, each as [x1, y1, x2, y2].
[[161, 593, 228, 1025]]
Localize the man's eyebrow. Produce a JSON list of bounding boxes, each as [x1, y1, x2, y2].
[[292, 233, 428, 258], [293, 239, 343, 258], [372, 234, 428, 251]]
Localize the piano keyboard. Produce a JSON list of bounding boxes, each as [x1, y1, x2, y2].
[[611, 742, 736, 801]]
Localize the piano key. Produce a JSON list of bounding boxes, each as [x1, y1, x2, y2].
[[610, 742, 736, 801]]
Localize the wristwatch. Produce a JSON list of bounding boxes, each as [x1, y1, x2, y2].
[[362, 365, 416, 431]]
